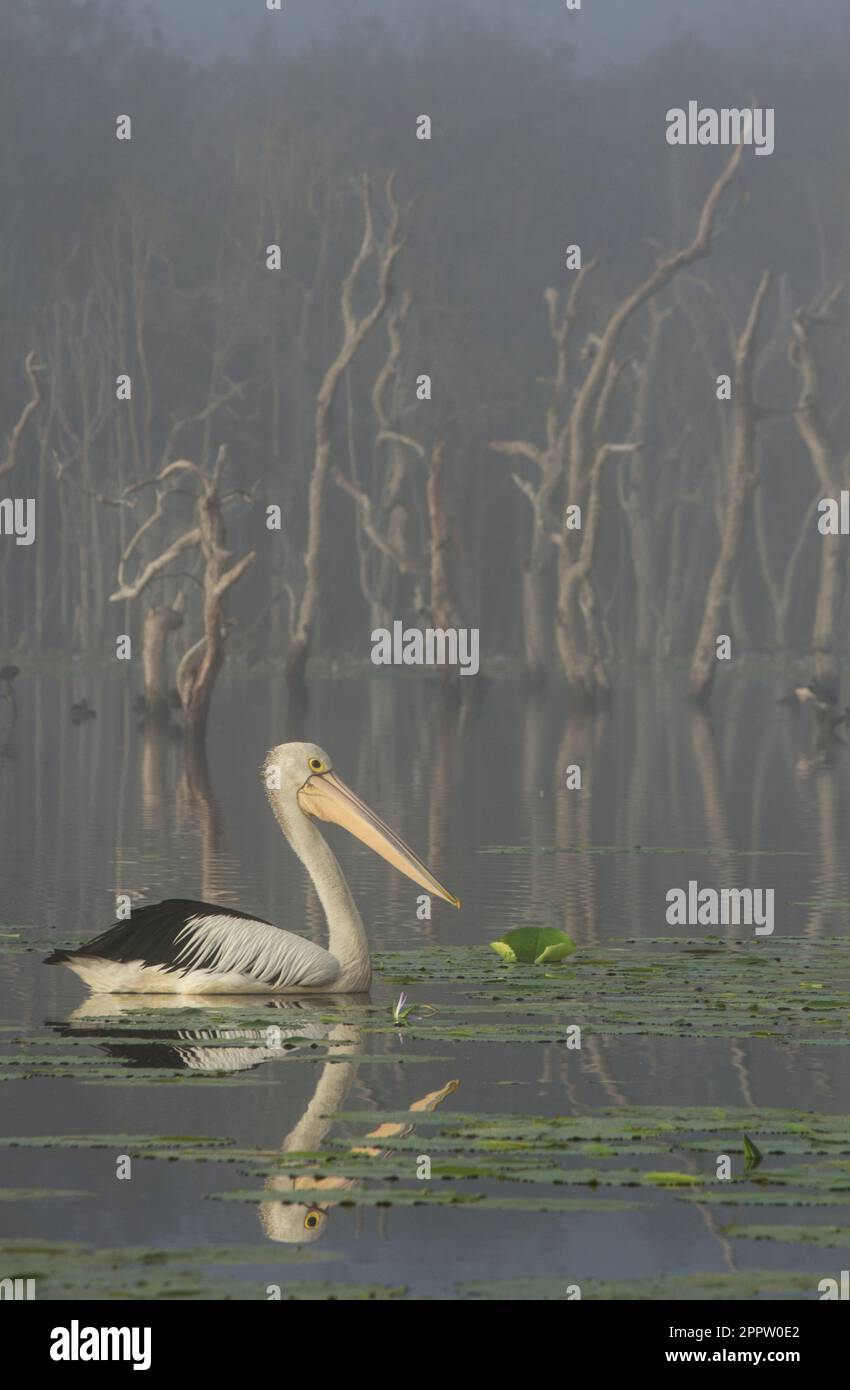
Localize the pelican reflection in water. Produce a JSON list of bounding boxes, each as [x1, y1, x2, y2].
[[46, 742, 459, 994], [60, 994, 345, 1073], [56, 1000, 458, 1243], [259, 1036, 459, 1244]]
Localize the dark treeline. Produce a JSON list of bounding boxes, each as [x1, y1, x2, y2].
[[2, 0, 850, 714]]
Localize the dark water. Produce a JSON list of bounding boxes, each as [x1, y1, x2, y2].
[[2, 671, 850, 1299]]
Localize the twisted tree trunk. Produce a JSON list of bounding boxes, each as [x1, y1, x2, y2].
[[490, 265, 597, 687], [561, 145, 744, 700], [689, 271, 773, 703], [427, 440, 463, 699], [788, 287, 847, 686], [286, 173, 404, 700], [141, 597, 183, 721], [555, 441, 640, 701], [177, 453, 255, 745]]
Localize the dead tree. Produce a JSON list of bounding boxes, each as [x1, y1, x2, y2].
[[560, 145, 744, 700], [0, 350, 43, 649], [285, 173, 404, 699], [615, 304, 674, 662], [492, 145, 743, 695], [1, 351, 43, 480], [175, 452, 256, 743], [427, 439, 466, 698], [335, 314, 468, 697], [53, 449, 191, 717], [555, 434, 640, 702], [689, 271, 774, 703], [490, 262, 597, 687], [787, 285, 847, 685], [333, 291, 427, 630], [142, 596, 185, 720], [109, 447, 255, 743]]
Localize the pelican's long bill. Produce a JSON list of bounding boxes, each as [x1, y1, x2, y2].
[[297, 771, 461, 909]]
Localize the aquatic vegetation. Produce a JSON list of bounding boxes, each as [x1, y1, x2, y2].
[[456, 1270, 816, 1300], [391, 992, 437, 1025], [727, 1224, 850, 1246], [212, 1186, 645, 1212], [0, 1188, 89, 1201], [6, 1102, 840, 1233], [373, 938, 850, 1045], [489, 927, 576, 965], [5, 937, 850, 1297], [0, 1238, 351, 1300]]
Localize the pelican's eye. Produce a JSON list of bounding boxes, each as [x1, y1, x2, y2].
[[308, 756, 326, 773], [304, 1209, 322, 1230]]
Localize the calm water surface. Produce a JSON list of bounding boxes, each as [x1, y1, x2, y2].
[[2, 672, 849, 1299]]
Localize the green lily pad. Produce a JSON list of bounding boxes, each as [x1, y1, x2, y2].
[[727, 1224, 850, 1246], [643, 1171, 705, 1186], [456, 1270, 815, 1300], [489, 928, 576, 965]]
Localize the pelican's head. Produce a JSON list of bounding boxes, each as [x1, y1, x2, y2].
[[262, 741, 460, 909], [259, 1194, 332, 1244]]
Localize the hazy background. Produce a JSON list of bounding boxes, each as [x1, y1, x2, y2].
[[151, 0, 848, 71], [2, 0, 850, 1305], [2, 0, 849, 691]]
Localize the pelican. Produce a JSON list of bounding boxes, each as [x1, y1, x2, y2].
[[45, 741, 460, 994]]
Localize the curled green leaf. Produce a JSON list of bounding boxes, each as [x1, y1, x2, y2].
[[489, 928, 576, 965]]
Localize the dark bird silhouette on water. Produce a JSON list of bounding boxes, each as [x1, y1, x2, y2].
[[70, 699, 97, 724], [793, 678, 849, 747]]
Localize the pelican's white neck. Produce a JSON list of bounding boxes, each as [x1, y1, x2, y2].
[[267, 786, 371, 990]]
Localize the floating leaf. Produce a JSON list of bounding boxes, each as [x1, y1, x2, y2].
[[643, 1171, 705, 1187], [0, 1188, 89, 1201], [211, 1186, 645, 1212], [489, 928, 576, 965], [457, 1270, 815, 1300], [727, 1224, 850, 1246]]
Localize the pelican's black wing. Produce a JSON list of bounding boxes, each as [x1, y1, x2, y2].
[[44, 898, 340, 988]]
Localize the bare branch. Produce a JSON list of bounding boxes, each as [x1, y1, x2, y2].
[[568, 144, 744, 501], [1, 350, 44, 478], [376, 429, 426, 458], [53, 453, 132, 508], [110, 520, 202, 601], [489, 439, 546, 469], [333, 468, 421, 572], [288, 172, 406, 682], [213, 550, 256, 600]]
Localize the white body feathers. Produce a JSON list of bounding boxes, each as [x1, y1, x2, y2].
[[63, 912, 345, 994]]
